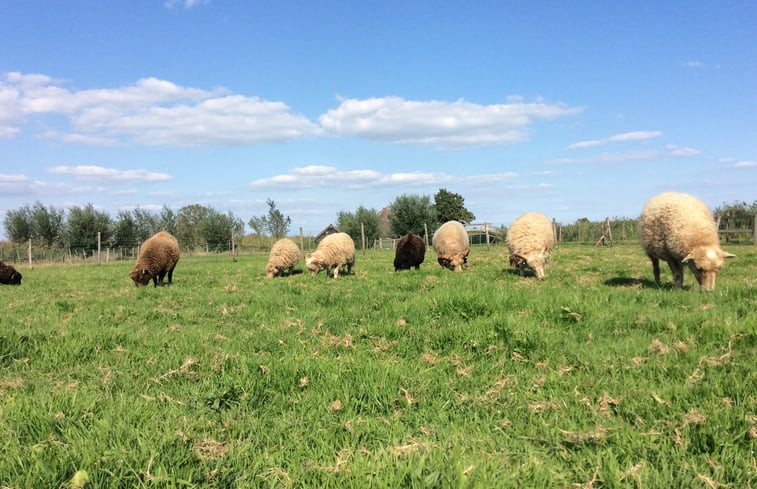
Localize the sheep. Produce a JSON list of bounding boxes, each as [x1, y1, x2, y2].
[[506, 212, 555, 279], [266, 238, 302, 278], [432, 220, 469, 271], [305, 232, 355, 278], [394, 232, 426, 271], [130, 231, 180, 287], [0, 261, 22, 285], [638, 192, 735, 291]]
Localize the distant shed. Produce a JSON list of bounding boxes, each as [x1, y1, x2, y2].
[[314, 224, 340, 244]]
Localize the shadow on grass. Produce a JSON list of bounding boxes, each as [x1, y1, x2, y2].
[[603, 277, 681, 289]]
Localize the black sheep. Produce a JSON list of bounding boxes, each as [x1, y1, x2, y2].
[[0, 261, 22, 285], [393, 232, 426, 271]]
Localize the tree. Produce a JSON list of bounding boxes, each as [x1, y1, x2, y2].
[[249, 199, 292, 238], [389, 194, 435, 238], [3, 204, 33, 243], [132, 207, 159, 242], [434, 188, 475, 225], [65, 204, 112, 253], [337, 205, 379, 247], [202, 209, 244, 252], [112, 210, 138, 248], [176, 204, 209, 250], [158, 206, 178, 236]]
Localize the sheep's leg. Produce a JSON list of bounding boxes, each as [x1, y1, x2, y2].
[[649, 256, 661, 286], [667, 260, 684, 288], [167, 267, 174, 284], [332, 266, 339, 279]]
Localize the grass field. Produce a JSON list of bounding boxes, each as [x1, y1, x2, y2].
[[1, 242, 755, 488]]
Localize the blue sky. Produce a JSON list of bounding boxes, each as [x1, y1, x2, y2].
[[1, 1, 755, 238]]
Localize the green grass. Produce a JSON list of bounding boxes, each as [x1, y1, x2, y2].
[[1, 243, 755, 488]]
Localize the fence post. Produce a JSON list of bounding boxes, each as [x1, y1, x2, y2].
[[97, 232, 101, 264], [424, 223, 429, 246], [485, 222, 490, 251], [360, 222, 366, 255], [753, 213, 757, 244], [299, 227, 304, 252], [28, 239, 33, 269]]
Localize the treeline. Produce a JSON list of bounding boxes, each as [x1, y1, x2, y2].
[[3, 202, 244, 253]]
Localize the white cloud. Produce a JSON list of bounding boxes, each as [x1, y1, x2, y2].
[[165, 0, 210, 8], [549, 150, 660, 165], [569, 131, 662, 149], [734, 161, 757, 168], [249, 165, 517, 190], [319, 96, 581, 148], [0, 174, 34, 194], [684, 61, 705, 69], [666, 144, 700, 157], [2, 72, 321, 147], [47, 165, 172, 184]]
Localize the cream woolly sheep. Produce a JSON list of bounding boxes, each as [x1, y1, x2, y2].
[[506, 212, 554, 279], [305, 232, 355, 278], [130, 231, 180, 287], [432, 220, 469, 271], [266, 238, 301, 278], [638, 192, 734, 291]]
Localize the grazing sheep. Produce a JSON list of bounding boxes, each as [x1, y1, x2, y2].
[[305, 232, 355, 278], [266, 238, 302, 278], [432, 220, 469, 271], [506, 212, 555, 279], [0, 261, 22, 285], [394, 232, 426, 271], [638, 192, 735, 291], [130, 231, 180, 287]]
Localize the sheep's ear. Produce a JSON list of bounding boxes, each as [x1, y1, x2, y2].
[[682, 253, 694, 263], [722, 252, 736, 259]]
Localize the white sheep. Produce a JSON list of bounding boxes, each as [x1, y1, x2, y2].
[[432, 220, 469, 271], [265, 238, 302, 278], [305, 232, 355, 278], [638, 192, 735, 291], [506, 212, 554, 279]]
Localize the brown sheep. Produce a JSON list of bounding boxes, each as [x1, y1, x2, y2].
[[130, 231, 180, 287], [394, 232, 426, 271], [0, 261, 22, 285], [638, 192, 734, 291]]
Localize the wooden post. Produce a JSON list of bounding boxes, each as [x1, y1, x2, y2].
[[231, 231, 237, 262], [106, 247, 110, 263], [299, 227, 304, 252], [552, 218, 557, 243], [753, 213, 757, 244], [605, 217, 614, 246], [97, 232, 101, 264], [424, 223, 429, 246], [360, 222, 366, 255], [28, 239, 32, 269], [485, 222, 490, 251]]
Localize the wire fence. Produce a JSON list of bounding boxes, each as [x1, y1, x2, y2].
[[2, 214, 754, 267]]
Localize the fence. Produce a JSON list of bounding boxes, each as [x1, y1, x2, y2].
[[716, 213, 757, 243]]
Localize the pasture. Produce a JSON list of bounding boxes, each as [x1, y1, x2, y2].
[[1, 243, 755, 488]]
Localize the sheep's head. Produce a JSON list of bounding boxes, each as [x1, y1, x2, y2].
[[511, 249, 549, 279], [437, 251, 468, 272], [6, 270, 22, 285], [683, 246, 735, 291], [130, 268, 153, 287], [265, 264, 279, 279], [305, 253, 324, 276]]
